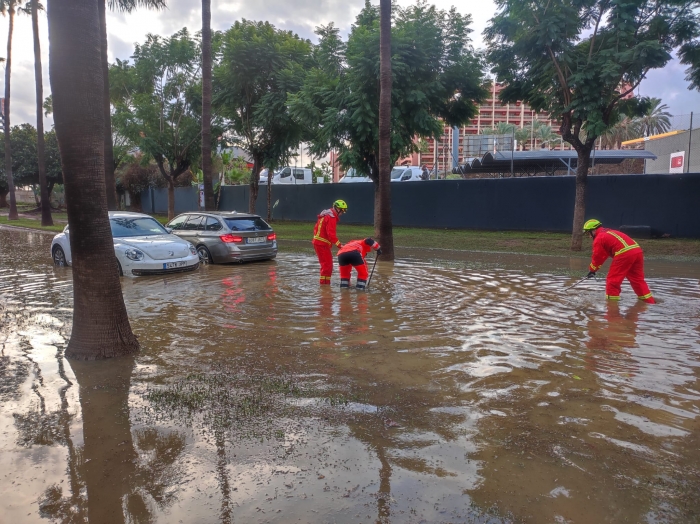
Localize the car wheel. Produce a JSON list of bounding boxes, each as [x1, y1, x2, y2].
[[52, 245, 67, 267], [197, 246, 213, 264]]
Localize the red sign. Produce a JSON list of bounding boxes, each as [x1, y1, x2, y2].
[[671, 155, 684, 168]]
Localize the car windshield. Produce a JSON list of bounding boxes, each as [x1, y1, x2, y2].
[[110, 217, 169, 237], [224, 217, 271, 231], [391, 168, 406, 180]]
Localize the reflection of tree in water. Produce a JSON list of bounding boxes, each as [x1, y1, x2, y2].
[[34, 358, 187, 524]]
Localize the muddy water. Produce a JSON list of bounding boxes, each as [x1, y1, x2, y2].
[[1, 227, 699, 524]]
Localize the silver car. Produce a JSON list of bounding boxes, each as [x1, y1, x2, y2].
[[166, 212, 278, 264]]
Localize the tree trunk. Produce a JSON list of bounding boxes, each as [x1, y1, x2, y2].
[[266, 167, 272, 222], [32, 0, 53, 226], [570, 146, 592, 251], [0, 188, 8, 207], [98, 0, 118, 211], [201, 0, 215, 211], [248, 156, 261, 214], [47, 0, 139, 360], [167, 178, 175, 220], [4, 5, 18, 220], [375, 0, 394, 260]]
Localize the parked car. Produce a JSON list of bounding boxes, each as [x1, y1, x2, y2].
[[266, 166, 313, 184], [339, 167, 373, 183], [166, 211, 277, 264], [391, 166, 425, 182], [51, 211, 200, 277]]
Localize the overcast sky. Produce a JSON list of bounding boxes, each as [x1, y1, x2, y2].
[[2, 0, 699, 131]]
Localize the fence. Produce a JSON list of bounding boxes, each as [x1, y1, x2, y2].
[[142, 173, 700, 238]]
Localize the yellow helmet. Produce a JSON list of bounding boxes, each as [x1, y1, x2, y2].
[[333, 199, 348, 211], [583, 219, 602, 231]]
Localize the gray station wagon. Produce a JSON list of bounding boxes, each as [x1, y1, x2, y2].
[[165, 212, 278, 264]]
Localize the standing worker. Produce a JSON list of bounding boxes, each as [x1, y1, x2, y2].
[[313, 200, 348, 285], [337, 238, 382, 290], [583, 219, 656, 304]]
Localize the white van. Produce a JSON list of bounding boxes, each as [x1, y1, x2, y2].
[[339, 167, 373, 183], [391, 166, 425, 182], [269, 167, 313, 184]]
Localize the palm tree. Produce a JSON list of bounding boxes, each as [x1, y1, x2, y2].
[[100, 0, 166, 211], [376, 0, 394, 260], [1, 0, 19, 220], [601, 116, 635, 149], [27, 0, 52, 225], [201, 0, 215, 211], [634, 97, 672, 137], [535, 124, 558, 148], [47, 0, 139, 359]]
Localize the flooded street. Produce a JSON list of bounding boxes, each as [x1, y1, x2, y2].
[[1, 226, 699, 523]]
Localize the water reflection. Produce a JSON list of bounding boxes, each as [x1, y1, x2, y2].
[[1, 227, 699, 523]]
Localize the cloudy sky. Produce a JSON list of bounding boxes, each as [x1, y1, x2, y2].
[[2, 0, 699, 131]]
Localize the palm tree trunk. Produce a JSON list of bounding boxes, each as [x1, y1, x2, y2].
[[201, 0, 215, 211], [570, 146, 592, 251], [266, 169, 272, 222], [31, 0, 53, 226], [98, 0, 118, 211], [375, 0, 394, 260], [47, 0, 139, 360], [4, 3, 18, 220], [0, 188, 8, 207]]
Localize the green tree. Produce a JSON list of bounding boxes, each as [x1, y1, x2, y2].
[[1, 0, 20, 218], [214, 20, 312, 213], [100, 0, 166, 211], [25, 0, 52, 225], [486, 0, 700, 250], [290, 1, 486, 229], [111, 29, 216, 220], [634, 97, 672, 137], [47, 0, 139, 359]]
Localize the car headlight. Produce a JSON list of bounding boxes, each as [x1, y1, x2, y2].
[[125, 248, 145, 261], [189, 244, 197, 255]]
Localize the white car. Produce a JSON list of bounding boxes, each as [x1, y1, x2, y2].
[[51, 211, 200, 277], [339, 167, 373, 183], [391, 166, 426, 182]]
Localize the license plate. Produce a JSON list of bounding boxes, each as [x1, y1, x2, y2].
[[247, 237, 265, 244], [163, 261, 188, 269]]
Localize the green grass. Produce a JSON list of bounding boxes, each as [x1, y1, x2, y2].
[[7, 212, 699, 260], [269, 221, 700, 260], [0, 216, 65, 232]]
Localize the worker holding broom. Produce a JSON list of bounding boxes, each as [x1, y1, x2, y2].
[[338, 238, 381, 290], [583, 219, 656, 304]]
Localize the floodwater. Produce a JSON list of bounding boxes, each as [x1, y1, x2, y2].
[[1, 227, 699, 524]]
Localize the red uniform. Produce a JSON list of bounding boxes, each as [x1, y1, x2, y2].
[[312, 208, 342, 285], [589, 228, 655, 303], [337, 239, 380, 289]]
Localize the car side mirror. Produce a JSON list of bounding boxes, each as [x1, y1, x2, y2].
[[165, 227, 173, 233]]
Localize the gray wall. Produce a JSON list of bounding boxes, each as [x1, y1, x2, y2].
[[143, 187, 199, 215], [645, 128, 700, 174], [142, 173, 700, 238]]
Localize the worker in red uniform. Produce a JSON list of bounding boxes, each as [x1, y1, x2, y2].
[[583, 219, 655, 303], [312, 200, 347, 285], [337, 237, 382, 290]]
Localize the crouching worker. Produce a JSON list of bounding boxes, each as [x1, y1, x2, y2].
[[337, 238, 381, 290], [584, 219, 656, 304]]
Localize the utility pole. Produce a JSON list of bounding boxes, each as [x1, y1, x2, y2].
[[687, 112, 693, 173]]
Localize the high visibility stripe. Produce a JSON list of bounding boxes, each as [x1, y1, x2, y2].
[[606, 295, 621, 301], [638, 292, 653, 300], [314, 236, 331, 244], [320, 276, 331, 281], [606, 230, 640, 256]]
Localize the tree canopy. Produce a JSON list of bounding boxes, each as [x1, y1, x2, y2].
[[0, 124, 62, 190], [290, 0, 487, 180], [110, 28, 221, 218], [485, 0, 700, 249], [213, 20, 313, 212]]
